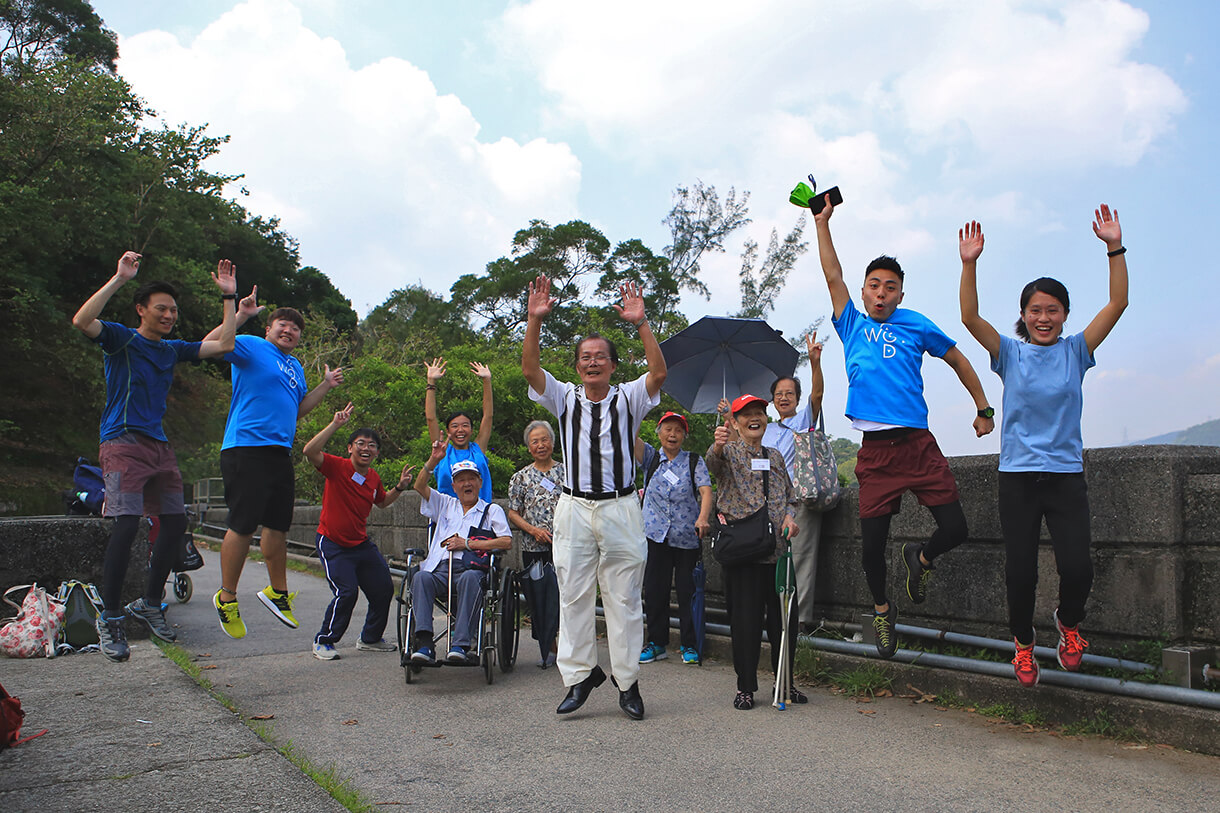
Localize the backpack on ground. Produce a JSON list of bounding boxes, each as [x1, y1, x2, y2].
[[55, 581, 104, 652], [63, 457, 105, 516], [1, 681, 47, 748]]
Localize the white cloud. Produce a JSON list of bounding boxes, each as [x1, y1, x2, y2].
[[116, 0, 581, 313]]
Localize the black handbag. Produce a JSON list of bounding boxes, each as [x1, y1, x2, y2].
[[711, 468, 777, 566]]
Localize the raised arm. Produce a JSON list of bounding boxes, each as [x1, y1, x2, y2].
[[812, 196, 851, 319], [302, 402, 353, 468], [73, 252, 141, 339], [806, 331, 825, 416], [1082, 204, 1129, 354], [413, 439, 448, 501], [614, 281, 667, 397], [941, 346, 995, 438], [471, 361, 494, 449], [522, 275, 555, 396], [424, 357, 446, 443], [379, 463, 415, 509], [957, 221, 1002, 358], [203, 284, 264, 343], [198, 260, 238, 358], [298, 365, 345, 419]]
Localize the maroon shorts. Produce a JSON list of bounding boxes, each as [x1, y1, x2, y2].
[[98, 433, 185, 518], [854, 428, 960, 519]]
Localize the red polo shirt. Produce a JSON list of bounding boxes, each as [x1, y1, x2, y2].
[[317, 454, 386, 547]]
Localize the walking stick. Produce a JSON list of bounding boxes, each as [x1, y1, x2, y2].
[[446, 548, 455, 653], [773, 530, 794, 710]]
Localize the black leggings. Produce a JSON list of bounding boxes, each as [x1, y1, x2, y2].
[[102, 513, 185, 615], [723, 561, 798, 693], [999, 472, 1092, 644], [860, 500, 968, 607]]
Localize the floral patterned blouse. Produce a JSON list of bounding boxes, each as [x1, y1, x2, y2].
[[506, 461, 566, 553], [704, 440, 797, 565]]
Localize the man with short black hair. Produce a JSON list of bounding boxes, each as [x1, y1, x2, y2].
[[522, 276, 667, 720], [72, 251, 238, 662], [207, 288, 344, 639]]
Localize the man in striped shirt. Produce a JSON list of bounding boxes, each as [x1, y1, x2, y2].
[[522, 275, 667, 721]]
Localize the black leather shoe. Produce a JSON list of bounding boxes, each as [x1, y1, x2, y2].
[[556, 665, 606, 714], [616, 679, 645, 720]]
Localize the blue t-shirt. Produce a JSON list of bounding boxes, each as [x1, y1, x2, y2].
[[992, 332, 1095, 473], [434, 442, 494, 503], [222, 335, 308, 450], [640, 443, 712, 550], [93, 321, 200, 443], [833, 299, 955, 429]]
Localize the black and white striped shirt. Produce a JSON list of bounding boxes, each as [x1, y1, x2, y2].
[[529, 369, 659, 494]]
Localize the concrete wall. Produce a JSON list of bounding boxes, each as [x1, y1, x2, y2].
[[198, 444, 1220, 648]]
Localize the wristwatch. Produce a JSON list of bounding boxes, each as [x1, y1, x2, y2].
[[978, 406, 995, 419]]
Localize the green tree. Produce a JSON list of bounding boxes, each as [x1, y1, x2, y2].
[[736, 217, 808, 319], [0, 0, 118, 77], [663, 180, 751, 301]]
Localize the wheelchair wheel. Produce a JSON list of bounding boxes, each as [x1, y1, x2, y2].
[[498, 569, 520, 673], [173, 572, 193, 603], [481, 584, 498, 685], [395, 572, 419, 684]]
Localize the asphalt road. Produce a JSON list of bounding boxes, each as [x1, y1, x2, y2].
[[144, 555, 1220, 811]]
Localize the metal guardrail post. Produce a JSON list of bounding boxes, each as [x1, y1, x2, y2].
[[1161, 646, 1215, 689]]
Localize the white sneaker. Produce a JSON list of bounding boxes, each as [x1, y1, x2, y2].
[[312, 642, 339, 660], [355, 638, 396, 652]]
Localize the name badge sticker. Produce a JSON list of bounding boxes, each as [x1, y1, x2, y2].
[[751, 458, 771, 472], [539, 477, 557, 493], [662, 469, 681, 486], [350, 471, 367, 486]]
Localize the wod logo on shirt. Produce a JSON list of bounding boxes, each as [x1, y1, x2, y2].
[[277, 358, 304, 391], [862, 325, 900, 359]]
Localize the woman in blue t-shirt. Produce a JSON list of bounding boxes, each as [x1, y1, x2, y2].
[[424, 357, 495, 501], [958, 204, 1128, 688]]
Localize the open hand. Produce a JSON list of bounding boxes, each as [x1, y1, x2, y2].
[[528, 276, 557, 319], [613, 281, 646, 325], [212, 259, 238, 295], [959, 221, 984, 263], [1092, 204, 1122, 250], [426, 357, 446, 384], [323, 365, 345, 388], [469, 361, 491, 380]]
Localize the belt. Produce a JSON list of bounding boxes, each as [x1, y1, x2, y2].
[[862, 427, 918, 442], [561, 485, 636, 501]]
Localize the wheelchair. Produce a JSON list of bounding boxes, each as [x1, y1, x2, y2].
[[395, 548, 521, 685]]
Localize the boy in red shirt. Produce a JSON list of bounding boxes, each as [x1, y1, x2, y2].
[[302, 403, 411, 659]]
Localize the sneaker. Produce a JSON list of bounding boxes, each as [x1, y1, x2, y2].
[[257, 586, 299, 629], [214, 590, 246, 639], [125, 597, 176, 642], [355, 638, 396, 652], [789, 686, 808, 704], [411, 643, 436, 664], [872, 605, 898, 659], [1012, 638, 1040, 687], [680, 646, 699, 665], [1054, 609, 1088, 671], [733, 691, 754, 710], [640, 642, 668, 663], [447, 645, 469, 663], [96, 613, 129, 662], [902, 543, 933, 604], [313, 642, 339, 660]]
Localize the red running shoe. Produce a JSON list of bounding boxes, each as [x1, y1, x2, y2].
[[1054, 609, 1088, 671], [1012, 638, 1040, 687]]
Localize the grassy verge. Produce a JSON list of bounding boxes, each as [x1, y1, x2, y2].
[[155, 639, 375, 812]]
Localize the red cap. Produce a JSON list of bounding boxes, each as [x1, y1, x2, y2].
[[730, 394, 768, 414], [656, 411, 689, 431]]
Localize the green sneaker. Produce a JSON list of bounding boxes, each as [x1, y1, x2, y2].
[[214, 589, 246, 639], [872, 605, 897, 659], [257, 585, 299, 629]]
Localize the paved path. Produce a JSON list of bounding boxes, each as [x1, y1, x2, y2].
[[5, 555, 1220, 812]]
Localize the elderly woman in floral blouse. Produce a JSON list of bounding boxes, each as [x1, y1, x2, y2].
[[707, 394, 801, 710], [507, 420, 564, 667]]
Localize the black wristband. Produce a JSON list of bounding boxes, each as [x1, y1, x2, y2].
[[1107, 246, 1126, 257], [221, 293, 238, 301]]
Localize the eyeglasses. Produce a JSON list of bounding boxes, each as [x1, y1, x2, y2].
[[352, 441, 379, 450], [579, 353, 611, 363]]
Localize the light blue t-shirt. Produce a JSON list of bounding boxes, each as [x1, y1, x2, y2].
[[832, 299, 955, 429], [222, 335, 308, 450], [640, 443, 712, 550], [992, 332, 1095, 472], [93, 321, 200, 443], [434, 442, 494, 503]]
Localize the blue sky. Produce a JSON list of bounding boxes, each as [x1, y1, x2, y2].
[[90, 0, 1218, 455]]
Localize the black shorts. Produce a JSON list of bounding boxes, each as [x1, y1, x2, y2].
[[220, 446, 295, 535]]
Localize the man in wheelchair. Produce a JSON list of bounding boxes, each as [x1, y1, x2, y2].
[[409, 441, 512, 664]]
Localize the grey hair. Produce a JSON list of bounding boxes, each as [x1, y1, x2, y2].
[[523, 420, 555, 445]]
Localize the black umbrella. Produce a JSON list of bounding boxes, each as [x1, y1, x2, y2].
[[659, 316, 799, 413]]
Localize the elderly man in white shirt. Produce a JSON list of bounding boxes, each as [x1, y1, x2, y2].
[[408, 441, 512, 663]]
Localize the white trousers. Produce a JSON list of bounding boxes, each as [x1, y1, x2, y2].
[[790, 501, 824, 625], [552, 492, 647, 689]]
